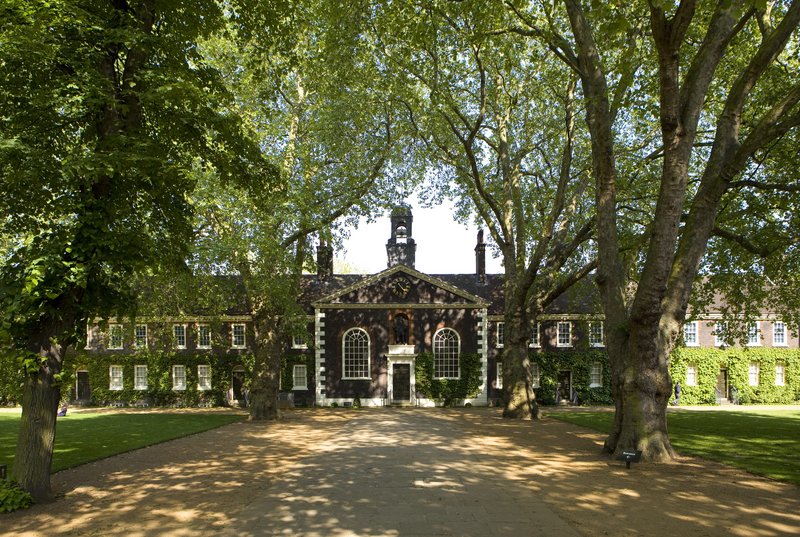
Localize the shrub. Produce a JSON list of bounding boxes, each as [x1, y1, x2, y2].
[[0, 479, 34, 513]]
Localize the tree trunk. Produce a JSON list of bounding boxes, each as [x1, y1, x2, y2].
[[12, 329, 68, 503], [502, 312, 539, 419], [249, 315, 282, 421], [603, 329, 676, 460]]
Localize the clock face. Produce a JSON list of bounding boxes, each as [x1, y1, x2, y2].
[[391, 277, 411, 298]]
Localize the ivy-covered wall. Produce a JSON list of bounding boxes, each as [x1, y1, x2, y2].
[[61, 351, 254, 407], [415, 352, 482, 405], [529, 350, 613, 405], [670, 347, 800, 405]]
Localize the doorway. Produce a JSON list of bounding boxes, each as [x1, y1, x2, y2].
[[716, 368, 729, 402], [232, 366, 246, 405], [392, 363, 411, 401], [76, 370, 90, 402], [557, 370, 572, 403]]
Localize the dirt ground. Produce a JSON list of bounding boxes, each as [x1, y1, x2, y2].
[[2, 407, 799, 536]]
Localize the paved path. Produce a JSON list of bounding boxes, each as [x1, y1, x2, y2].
[[3, 408, 799, 536]]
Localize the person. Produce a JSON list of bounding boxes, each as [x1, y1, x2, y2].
[[674, 381, 681, 406], [57, 402, 68, 417]]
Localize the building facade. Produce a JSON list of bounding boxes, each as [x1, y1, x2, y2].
[[65, 208, 800, 408]]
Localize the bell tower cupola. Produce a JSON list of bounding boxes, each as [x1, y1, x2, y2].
[[386, 205, 416, 268]]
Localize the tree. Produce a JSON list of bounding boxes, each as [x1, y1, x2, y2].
[[192, 0, 416, 420], [0, 0, 268, 500], [371, 0, 596, 418], [506, 0, 800, 458]]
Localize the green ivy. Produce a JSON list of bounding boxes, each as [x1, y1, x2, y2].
[[0, 479, 33, 513], [59, 350, 255, 407], [415, 353, 482, 406], [529, 350, 613, 406], [670, 348, 800, 405]]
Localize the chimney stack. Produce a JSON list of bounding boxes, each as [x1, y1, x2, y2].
[[317, 239, 333, 281], [475, 230, 486, 283]]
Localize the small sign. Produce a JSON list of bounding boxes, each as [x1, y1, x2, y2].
[[616, 449, 643, 469]]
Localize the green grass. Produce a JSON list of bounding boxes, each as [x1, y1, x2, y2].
[[0, 412, 244, 474], [551, 409, 800, 485]]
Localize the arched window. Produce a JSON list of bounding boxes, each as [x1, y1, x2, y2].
[[343, 328, 370, 379], [433, 328, 460, 379]]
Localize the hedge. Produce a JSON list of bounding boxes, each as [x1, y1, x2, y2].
[[415, 352, 482, 405]]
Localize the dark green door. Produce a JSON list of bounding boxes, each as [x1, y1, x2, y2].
[[393, 364, 411, 401]]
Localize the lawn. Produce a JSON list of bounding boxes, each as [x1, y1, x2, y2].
[[551, 409, 800, 485], [0, 411, 244, 475]]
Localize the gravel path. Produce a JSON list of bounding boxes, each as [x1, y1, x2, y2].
[[2, 408, 798, 536]]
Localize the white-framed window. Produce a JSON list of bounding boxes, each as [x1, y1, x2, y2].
[[172, 365, 186, 390], [747, 322, 761, 346], [714, 321, 727, 347], [134, 365, 148, 390], [173, 324, 187, 349], [496, 322, 505, 348], [134, 324, 148, 349], [686, 365, 698, 386], [590, 362, 603, 388], [531, 363, 540, 388], [197, 364, 211, 391], [748, 362, 759, 386], [433, 328, 460, 379], [588, 321, 604, 347], [342, 328, 370, 379], [529, 323, 540, 348], [775, 362, 785, 386], [108, 324, 123, 350], [231, 323, 246, 349], [292, 364, 307, 390], [557, 321, 572, 347], [109, 365, 123, 390], [683, 321, 698, 346], [292, 334, 308, 349], [773, 321, 787, 346], [197, 324, 212, 349], [496, 362, 503, 390]]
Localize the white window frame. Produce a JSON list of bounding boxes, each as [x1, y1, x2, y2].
[[109, 365, 123, 391], [531, 363, 540, 389], [292, 364, 308, 390], [590, 362, 603, 388], [775, 362, 785, 387], [433, 328, 461, 379], [197, 364, 211, 391], [172, 365, 186, 391], [197, 324, 212, 349], [529, 323, 540, 348], [496, 362, 503, 390], [714, 322, 727, 347], [747, 322, 761, 346], [134, 364, 148, 390], [748, 362, 759, 386], [683, 321, 698, 346], [686, 365, 698, 386], [231, 323, 246, 349], [557, 321, 572, 348], [292, 334, 308, 350], [342, 328, 370, 379], [773, 321, 787, 347], [108, 324, 124, 350], [173, 323, 187, 349], [496, 322, 505, 348], [134, 324, 148, 349], [588, 321, 604, 348]]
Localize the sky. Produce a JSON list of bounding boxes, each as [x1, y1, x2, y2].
[[336, 198, 504, 275]]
